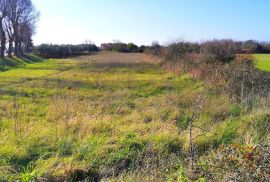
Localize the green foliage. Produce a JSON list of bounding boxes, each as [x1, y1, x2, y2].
[[19, 163, 37, 182], [58, 138, 75, 156], [229, 105, 241, 117], [175, 115, 189, 130], [36, 44, 99, 58], [103, 42, 143, 53], [127, 43, 139, 52], [167, 167, 188, 182]]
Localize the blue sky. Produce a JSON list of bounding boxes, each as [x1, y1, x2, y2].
[[32, 0, 270, 46]]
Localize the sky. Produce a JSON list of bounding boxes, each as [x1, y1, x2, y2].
[[32, 0, 270, 46]]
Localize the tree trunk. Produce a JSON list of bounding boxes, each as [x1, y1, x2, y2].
[[25, 39, 30, 53], [14, 38, 19, 57], [25, 44, 30, 53], [0, 35, 6, 57], [0, 20, 6, 58], [8, 39, 13, 57], [18, 41, 23, 56]]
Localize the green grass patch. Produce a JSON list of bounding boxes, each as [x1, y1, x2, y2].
[[253, 54, 270, 71], [0, 55, 44, 71]]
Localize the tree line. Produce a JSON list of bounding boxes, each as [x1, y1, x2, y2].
[[36, 44, 99, 58], [101, 41, 144, 53], [0, 0, 38, 58], [36, 41, 143, 59], [94, 39, 270, 55], [98, 40, 270, 55], [36, 39, 270, 59]]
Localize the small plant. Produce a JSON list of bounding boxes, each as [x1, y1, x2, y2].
[[58, 138, 75, 156], [19, 163, 37, 182], [229, 105, 241, 117]]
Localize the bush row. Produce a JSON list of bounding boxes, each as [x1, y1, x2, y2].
[[101, 42, 144, 53], [35, 44, 99, 58]]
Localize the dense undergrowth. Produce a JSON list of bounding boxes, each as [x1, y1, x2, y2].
[[0, 52, 269, 181]]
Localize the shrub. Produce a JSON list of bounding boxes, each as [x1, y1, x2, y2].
[[229, 105, 241, 117], [225, 55, 270, 105], [202, 39, 237, 63], [101, 42, 142, 53], [166, 42, 200, 62], [199, 145, 270, 181], [175, 115, 189, 130], [58, 138, 75, 156], [127, 43, 139, 52]]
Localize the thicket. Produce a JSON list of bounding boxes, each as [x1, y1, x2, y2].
[[35, 44, 99, 58], [162, 40, 270, 105], [154, 39, 270, 181]]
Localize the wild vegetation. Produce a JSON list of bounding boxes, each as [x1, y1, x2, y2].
[[0, 1, 269, 181], [0, 50, 269, 181]]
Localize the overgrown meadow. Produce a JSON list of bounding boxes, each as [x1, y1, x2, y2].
[[0, 52, 269, 181]]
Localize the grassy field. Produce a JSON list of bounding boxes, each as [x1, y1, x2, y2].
[[253, 54, 270, 71], [0, 53, 269, 181]]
